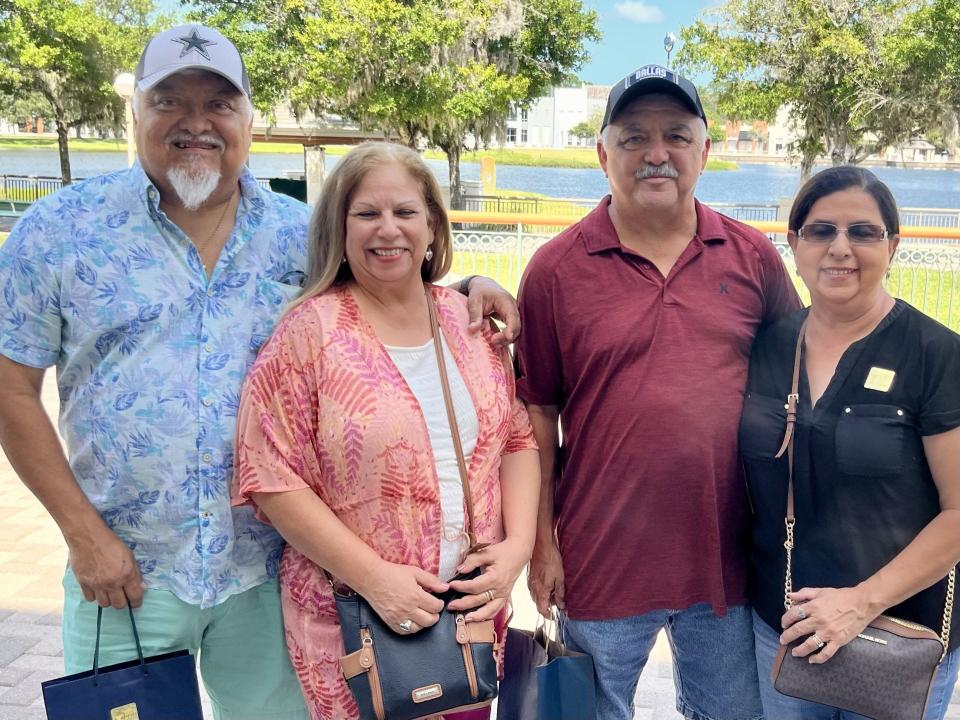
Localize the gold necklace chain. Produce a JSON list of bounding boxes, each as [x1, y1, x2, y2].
[[194, 190, 236, 253]]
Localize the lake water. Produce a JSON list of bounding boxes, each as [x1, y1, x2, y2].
[[2, 147, 959, 209]]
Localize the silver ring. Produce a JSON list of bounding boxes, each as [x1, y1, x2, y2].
[[812, 633, 825, 649], [795, 604, 807, 620], [398, 619, 413, 633], [484, 589, 495, 602]]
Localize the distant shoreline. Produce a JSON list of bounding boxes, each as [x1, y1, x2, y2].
[[0, 135, 738, 172]]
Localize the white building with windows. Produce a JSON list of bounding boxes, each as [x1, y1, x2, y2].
[[502, 83, 610, 148]]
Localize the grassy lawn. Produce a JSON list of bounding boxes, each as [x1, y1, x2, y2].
[[0, 135, 738, 171]]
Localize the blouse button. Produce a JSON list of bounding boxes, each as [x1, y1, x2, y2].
[[844, 407, 852, 413], [896, 409, 904, 416]]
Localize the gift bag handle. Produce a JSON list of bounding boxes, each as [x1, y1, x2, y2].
[[92, 602, 147, 685]]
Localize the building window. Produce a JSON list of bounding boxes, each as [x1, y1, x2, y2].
[[521, 128, 528, 143], [507, 127, 517, 143], [520, 109, 529, 121], [507, 107, 517, 121]]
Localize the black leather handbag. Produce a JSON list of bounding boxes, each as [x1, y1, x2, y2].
[[770, 319, 956, 720], [334, 290, 499, 720], [336, 571, 498, 720]]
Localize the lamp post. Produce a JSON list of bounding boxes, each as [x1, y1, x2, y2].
[[664, 32, 677, 69], [112, 72, 136, 167]]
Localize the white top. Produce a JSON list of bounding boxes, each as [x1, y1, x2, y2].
[[385, 337, 479, 581]]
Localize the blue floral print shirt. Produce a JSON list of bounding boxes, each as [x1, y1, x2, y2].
[[0, 163, 309, 607]]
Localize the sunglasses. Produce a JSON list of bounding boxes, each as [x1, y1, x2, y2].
[[797, 222, 889, 244]]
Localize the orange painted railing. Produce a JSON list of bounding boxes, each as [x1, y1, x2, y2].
[[448, 211, 960, 240]]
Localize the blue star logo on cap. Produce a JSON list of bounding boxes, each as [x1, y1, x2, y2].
[[172, 28, 217, 60]]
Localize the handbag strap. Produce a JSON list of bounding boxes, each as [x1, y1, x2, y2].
[[92, 603, 146, 684], [775, 318, 955, 656], [322, 287, 482, 590], [426, 288, 480, 551]]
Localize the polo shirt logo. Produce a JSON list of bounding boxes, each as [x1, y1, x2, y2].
[[719, 282, 730, 295]]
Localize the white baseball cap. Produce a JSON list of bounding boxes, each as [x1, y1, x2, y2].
[[135, 24, 250, 98]]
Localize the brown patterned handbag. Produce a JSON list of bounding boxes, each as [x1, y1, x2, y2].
[[769, 319, 956, 720]]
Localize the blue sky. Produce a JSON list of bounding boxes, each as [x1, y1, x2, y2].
[[577, 0, 718, 84]]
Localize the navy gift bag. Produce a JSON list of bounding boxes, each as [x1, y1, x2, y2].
[[42, 604, 203, 720], [497, 621, 597, 720]]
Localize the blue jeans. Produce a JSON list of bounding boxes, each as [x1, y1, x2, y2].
[[562, 604, 763, 720], [753, 610, 960, 719]]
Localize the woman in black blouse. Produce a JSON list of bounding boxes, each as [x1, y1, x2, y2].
[[740, 166, 960, 719]]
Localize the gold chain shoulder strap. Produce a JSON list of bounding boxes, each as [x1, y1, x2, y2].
[[774, 317, 955, 655]]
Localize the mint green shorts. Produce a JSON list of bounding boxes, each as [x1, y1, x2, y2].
[[62, 571, 307, 720]]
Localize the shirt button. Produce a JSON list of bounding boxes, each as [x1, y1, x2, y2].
[[202, 453, 212, 463], [202, 397, 213, 407], [844, 407, 852, 413], [201, 511, 212, 519], [204, 343, 214, 353], [896, 409, 904, 416], [206, 289, 215, 297]]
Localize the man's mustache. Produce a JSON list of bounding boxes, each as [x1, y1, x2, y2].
[[635, 164, 679, 180]]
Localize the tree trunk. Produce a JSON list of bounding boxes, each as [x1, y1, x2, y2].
[[800, 152, 815, 182], [56, 120, 72, 185], [446, 144, 462, 209]]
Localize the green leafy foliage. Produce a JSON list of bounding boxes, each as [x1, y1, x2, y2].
[[189, 0, 599, 202], [677, 0, 946, 178], [0, 0, 165, 181]]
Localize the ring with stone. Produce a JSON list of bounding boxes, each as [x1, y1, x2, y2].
[[812, 633, 825, 649], [795, 604, 807, 620], [398, 619, 414, 633]]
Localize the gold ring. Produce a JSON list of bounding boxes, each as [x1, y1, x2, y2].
[[795, 604, 807, 620], [484, 589, 495, 602], [812, 633, 825, 649]]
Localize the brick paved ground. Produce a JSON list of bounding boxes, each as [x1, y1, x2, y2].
[[0, 372, 956, 719]]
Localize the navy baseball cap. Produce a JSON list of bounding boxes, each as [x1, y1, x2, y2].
[[601, 64, 707, 131]]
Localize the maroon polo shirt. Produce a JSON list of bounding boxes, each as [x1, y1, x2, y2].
[[516, 196, 801, 620]]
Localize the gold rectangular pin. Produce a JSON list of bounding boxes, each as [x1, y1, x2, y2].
[[111, 704, 140, 720], [864, 367, 896, 393]]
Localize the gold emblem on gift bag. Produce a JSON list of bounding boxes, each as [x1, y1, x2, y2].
[[110, 703, 140, 720]]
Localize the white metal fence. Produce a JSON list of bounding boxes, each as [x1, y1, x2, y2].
[[449, 228, 960, 332]]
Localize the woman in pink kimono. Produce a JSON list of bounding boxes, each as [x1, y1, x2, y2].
[[232, 142, 540, 720]]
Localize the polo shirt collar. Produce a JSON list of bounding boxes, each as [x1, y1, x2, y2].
[[582, 196, 727, 255]]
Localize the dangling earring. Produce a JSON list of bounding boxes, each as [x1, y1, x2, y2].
[[424, 247, 434, 262]]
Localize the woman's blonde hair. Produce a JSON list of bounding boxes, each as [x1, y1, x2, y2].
[[290, 142, 453, 311]]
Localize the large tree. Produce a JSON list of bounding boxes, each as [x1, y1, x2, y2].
[[882, 0, 960, 155], [191, 0, 599, 203], [677, 0, 928, 178], [0, 0, 154, 183]]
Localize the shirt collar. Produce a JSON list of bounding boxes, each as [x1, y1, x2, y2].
[[583, 196, 727, 255]]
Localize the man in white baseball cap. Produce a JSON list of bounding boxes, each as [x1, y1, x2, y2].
[[136, 24, 251, 97], [0, 23, 518, 719]]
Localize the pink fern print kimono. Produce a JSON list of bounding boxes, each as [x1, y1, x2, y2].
[[232, 284, 537, 720]]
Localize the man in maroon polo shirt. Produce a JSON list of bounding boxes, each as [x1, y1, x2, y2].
[[516, 65, 801, 720]]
